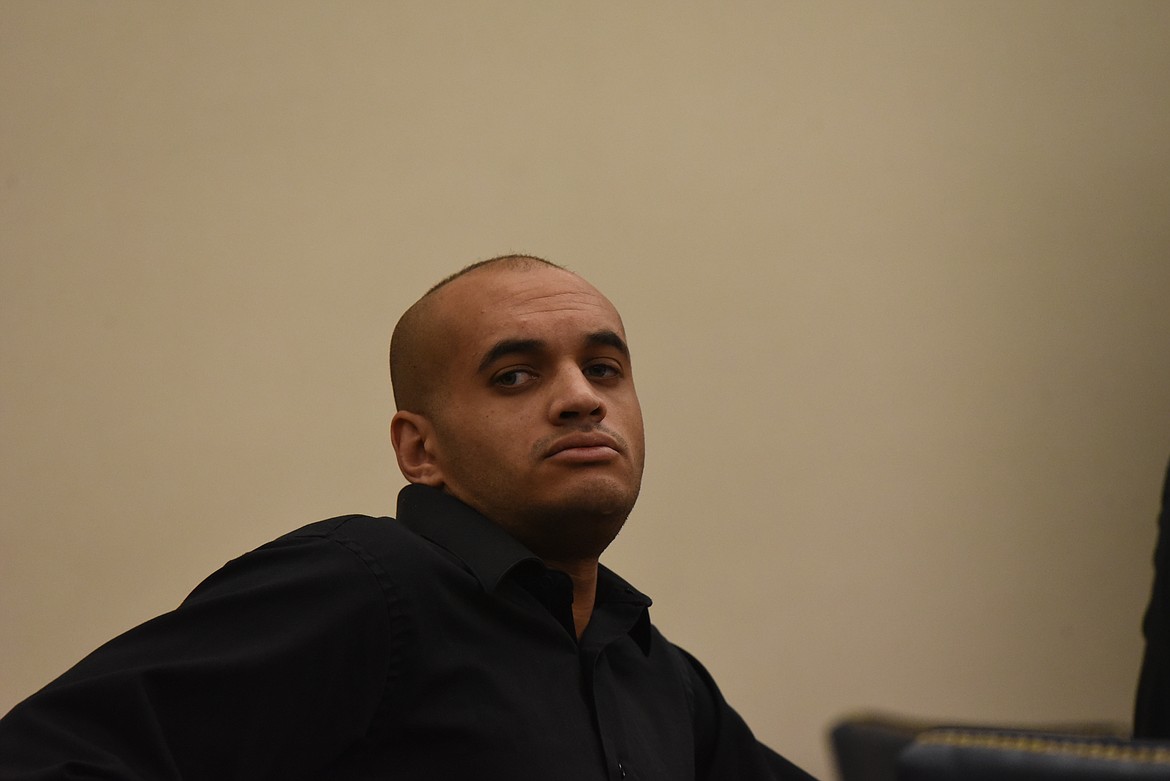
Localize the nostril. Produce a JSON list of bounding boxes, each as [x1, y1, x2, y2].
[[556, 404, 602, 422]]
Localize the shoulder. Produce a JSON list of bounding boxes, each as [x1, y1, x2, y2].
[[649, 629, 712, 707], [279, 513, 412, 547], [267, 513, 432, 571], [279, 514, 418, 561], [275, 513, 470, 586], [181, 515, 424, 613], [184, 512, 474, 617]]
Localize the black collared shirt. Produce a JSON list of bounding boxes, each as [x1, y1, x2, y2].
[[0, 485, 813, 780]]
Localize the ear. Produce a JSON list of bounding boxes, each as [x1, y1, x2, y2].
[[390, 410, 445, 487]]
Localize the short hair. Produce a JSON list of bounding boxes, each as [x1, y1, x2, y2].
[[389, 254, 568, 413], [425, 254, 565, 295]]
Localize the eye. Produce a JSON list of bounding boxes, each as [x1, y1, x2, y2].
[[493, 368, 537, 388], [583, 362, 621, 381]]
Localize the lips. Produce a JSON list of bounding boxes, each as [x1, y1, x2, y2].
[[544, 431, 622, 460]]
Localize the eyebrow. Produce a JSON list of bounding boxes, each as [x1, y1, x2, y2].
[[585, 329, 630, 359], [477, 338, 545, 372], [476, 330, 630, 373]]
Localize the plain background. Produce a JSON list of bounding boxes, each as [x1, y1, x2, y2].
[[2, 2, 1169, 777]]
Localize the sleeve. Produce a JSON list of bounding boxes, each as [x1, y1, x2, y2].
[[0, 526, 396, 781], [678, 647, 818, 781]]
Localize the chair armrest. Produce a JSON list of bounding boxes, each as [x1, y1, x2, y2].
[[898, 727, 1170, 781]]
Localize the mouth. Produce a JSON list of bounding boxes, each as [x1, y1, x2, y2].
[[544, 431, 623, 463]]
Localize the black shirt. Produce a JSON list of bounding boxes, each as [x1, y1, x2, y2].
[[0, 485, 813, 780]]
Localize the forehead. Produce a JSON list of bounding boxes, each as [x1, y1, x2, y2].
[[435, 267, 627, 356]]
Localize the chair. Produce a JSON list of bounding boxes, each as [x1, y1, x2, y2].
[[828, 712, 1129, 781], [898, 725, 1170, 780], [830, 712, 938, 781]]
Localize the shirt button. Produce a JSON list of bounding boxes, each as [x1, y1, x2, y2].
[[618, 761, 628, 778]]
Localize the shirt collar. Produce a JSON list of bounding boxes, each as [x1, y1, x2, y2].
[[395, 484, 654, 655], [396, 484, 541, 591], [595, 563, 654, 654]]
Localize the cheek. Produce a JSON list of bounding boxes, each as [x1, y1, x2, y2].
[[627, 407, 647, 464], [620, 394, 645, 434], [469, 411, 530, 457]]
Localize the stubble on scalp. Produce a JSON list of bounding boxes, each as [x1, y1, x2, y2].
[[388, 254, 567, 416]]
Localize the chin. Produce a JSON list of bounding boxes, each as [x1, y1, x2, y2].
[[558, 476, 641, 519], [535, 511, 630, 563], [520, 482, 641, 560]]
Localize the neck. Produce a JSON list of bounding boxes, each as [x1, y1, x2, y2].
[[542, 557, 599, 638]]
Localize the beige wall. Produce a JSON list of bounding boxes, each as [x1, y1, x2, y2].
[[3, 2, 1169, 777]]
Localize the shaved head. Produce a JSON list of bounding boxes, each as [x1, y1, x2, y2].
[[387, 254, 643, 558], [389, 255, 568, 414]]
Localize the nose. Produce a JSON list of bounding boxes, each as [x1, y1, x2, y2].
[[548, 364, 606, 424]]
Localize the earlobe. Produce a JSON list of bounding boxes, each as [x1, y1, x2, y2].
[[390, 411, 445, 487]]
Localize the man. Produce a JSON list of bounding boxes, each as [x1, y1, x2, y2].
[[0, 255, 813, 780]]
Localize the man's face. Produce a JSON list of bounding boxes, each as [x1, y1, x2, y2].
[[417, 265, 645, 561]]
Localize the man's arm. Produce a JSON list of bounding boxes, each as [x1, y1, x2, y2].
[[678, 647, 818, 781], [0, 527, 393, 780]]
